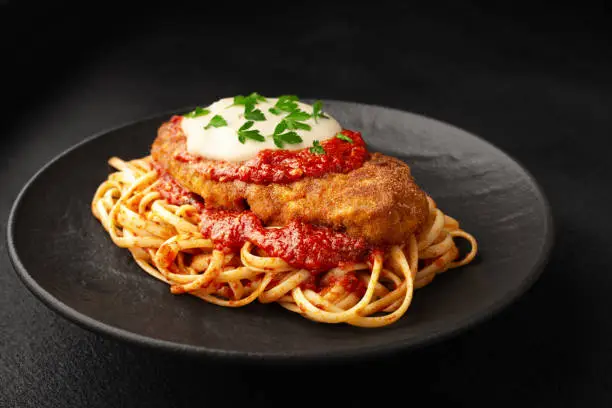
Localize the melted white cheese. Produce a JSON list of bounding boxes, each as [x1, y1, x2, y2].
[[181, 97, 341, 162]]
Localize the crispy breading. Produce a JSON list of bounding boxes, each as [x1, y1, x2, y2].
[[151, 121, 429, 246]]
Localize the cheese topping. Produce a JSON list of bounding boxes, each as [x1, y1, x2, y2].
[[181, 96, 341, 162]]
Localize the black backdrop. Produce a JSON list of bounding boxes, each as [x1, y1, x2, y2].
[[2, 4, 612, 407]]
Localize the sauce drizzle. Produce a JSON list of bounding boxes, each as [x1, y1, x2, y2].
[[200, 209, 370, 273]]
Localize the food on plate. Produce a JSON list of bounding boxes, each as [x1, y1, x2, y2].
[[92, 94, 477, 327]]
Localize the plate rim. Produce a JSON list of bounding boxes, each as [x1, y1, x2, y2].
[[6, 101, 555, 364]]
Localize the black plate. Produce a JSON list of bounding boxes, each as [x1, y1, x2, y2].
[[7, 101, 553, 363]]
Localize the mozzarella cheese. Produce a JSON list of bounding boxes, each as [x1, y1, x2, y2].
[[181, 97, 341, 162]]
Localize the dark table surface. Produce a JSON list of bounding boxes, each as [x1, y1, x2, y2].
[[2, 5, 611, 407]]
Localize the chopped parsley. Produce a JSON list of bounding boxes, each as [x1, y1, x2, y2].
[[233, 92, 266, 107], [244, 104, 266, 121], [269, 95, 299, 115], [233, 92, 267, 122], [273, 131, 303, 148], [309, 140, 325, 154], [237, 121, 265, 143], [183, 107, 210, 118], [335, 133, 353, 143], [282, 110, 311, 131], [204, 114, 228, 129], [271, 107, 306, 148], [311, 100, 328, 122]]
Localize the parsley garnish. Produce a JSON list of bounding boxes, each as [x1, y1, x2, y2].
[[272, 119, 303, 148], [335, 133, 353, 143], [183, 107, 210, 118], [309, 140, 325, 155], [270, 108, 310, 148], [204, 115, 228, 129], [233, 92, 266, 107], [267, 96, 311, 132], [311, 100, 328, 122], [273, 131, 303, 148], [283, 110, 312, 130], [269, 95, 299, 115], [233, 92, 267, 122], [237, 121, 265, 143], [244, 104, 266, 121], [274, 120, 288, 135]]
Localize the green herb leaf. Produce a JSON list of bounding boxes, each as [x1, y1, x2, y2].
[[277, 94, 298, 102], [293, 121, 312, 131], [277, 101, 298, 112], [273, 131, 303, 148], [183, 107, 210, 118], [237, 121, 265, 143], [283, 119, 295, 130], [205, 115, 228, 129], [274, 95, 299, 113], [311, 100, 329, 122], [233, 93, 267, 121], [239, 121, 254, 131], [279, 131, 303, 144], [285, 110, 311, 121], [234, 92, 266, 108], [244, 105, 266, 121], [233, 95, 249, 105], [269, 107, 281, 115], [272, 135, 284, 148], [335, 133, 354, 143], [249, 92, 266, 102], [238, 130, 266, 143], [309, 140, 326, 155], [274, 120, 288, 135], [277, 109, 312, 132]]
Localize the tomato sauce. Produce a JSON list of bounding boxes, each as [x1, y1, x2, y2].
[[169, 116, 369, 185], [154, 170, 204, 211], [301, 271, 367, 296], [199, 209, 370, 273], [334, 272, 367, 297]]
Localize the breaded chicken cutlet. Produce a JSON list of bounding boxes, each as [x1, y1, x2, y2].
[[151, 120, 429, 246]]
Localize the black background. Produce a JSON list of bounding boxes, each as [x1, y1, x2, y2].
[[2, 3, 612, 407]]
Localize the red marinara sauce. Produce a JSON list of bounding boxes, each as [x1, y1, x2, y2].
[[199, 209, 370, 273], [170, 115, 369, 184], [154, 170, 204, 211], [301, 271, 367, 297]]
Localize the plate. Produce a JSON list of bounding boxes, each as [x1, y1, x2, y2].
[[7, 101, 553, 363]]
